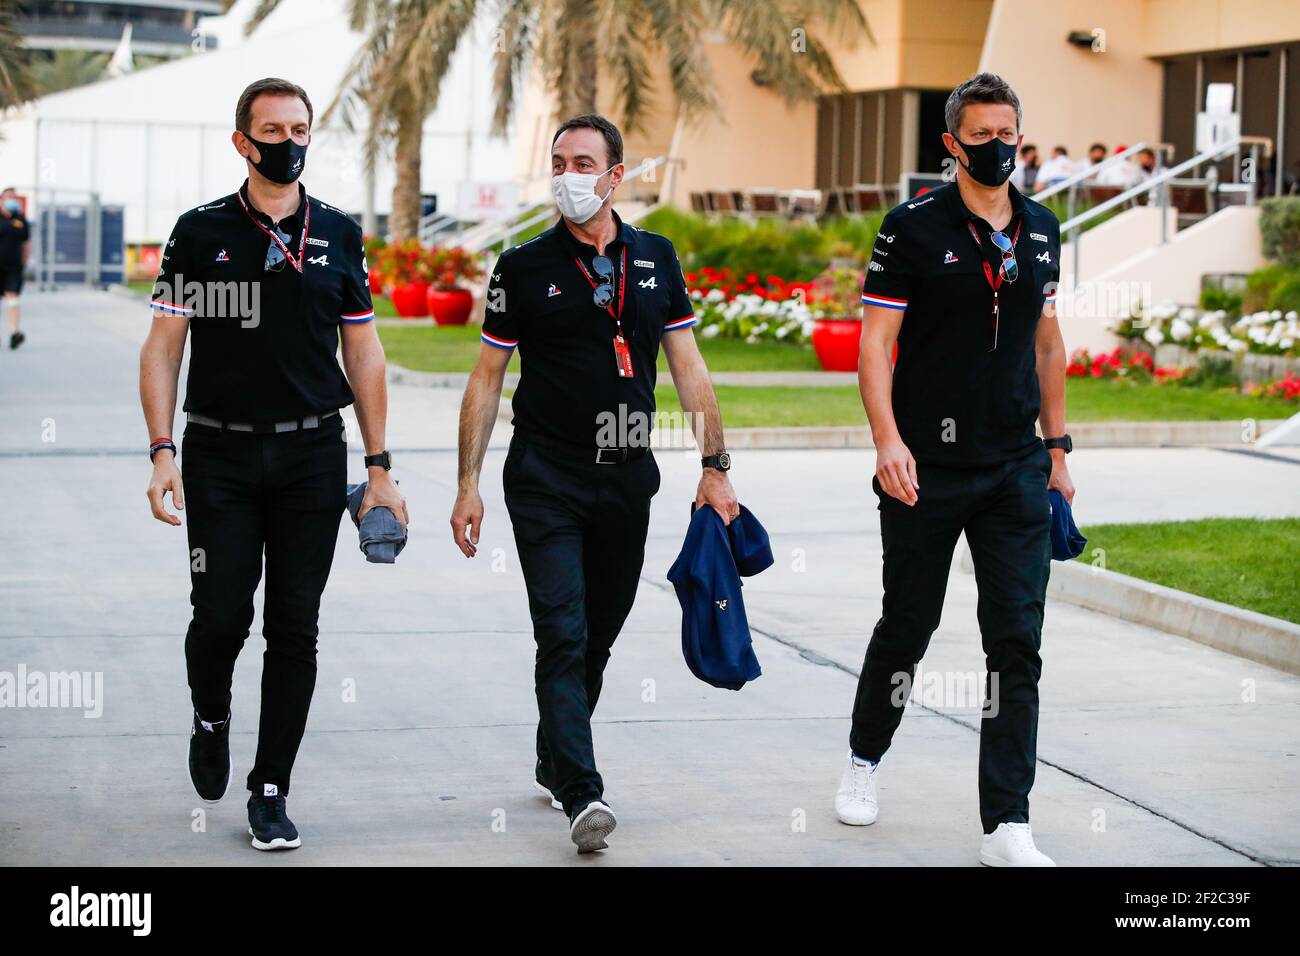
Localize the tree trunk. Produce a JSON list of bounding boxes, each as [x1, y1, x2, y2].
[[389, 94, 424, 242]]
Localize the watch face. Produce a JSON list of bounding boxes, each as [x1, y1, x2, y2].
[[718, 452, 732, 470]]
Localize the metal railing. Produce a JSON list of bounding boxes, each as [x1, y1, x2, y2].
[[1031, 142, 1172, 224], [1058, 136, 1270, 290]]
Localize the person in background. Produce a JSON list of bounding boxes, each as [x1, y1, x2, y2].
[[1135, 148, 1159, 180], [0, 187, 30, 350], [1036, 147, 1074, 188], [1098, 145, 1141, 188], [1084, 142, 1108, 178], [1010, 144, 1040, 193]]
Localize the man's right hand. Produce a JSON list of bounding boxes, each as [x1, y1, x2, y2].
[[874, 436, 919, 506], [147, 453, 185, 526], [450, 487, 484, 558]]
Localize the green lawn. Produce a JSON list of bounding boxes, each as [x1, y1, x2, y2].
[[1065, 377, 1298, 421], [656, 385, 866, 427], [375, 323, 819, 373], [654, 378, 1298, 428], [1074, 518, 1300, 624]]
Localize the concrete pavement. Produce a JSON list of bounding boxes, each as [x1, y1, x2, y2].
[[1, 290, 1297, 866]]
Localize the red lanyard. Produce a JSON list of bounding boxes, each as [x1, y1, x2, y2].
[[573, 247, 627, 332], [967, 219, 1021, 351], [237, 189, 311, 274]]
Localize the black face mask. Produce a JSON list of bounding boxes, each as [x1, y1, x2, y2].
[[955, 136, 1018, 188], [244, 133, 308, 185]]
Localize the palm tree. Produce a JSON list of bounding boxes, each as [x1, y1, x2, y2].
[[0, 0, 36, 111], [30, 50, 111, 96], [249, 0, 869, 240]]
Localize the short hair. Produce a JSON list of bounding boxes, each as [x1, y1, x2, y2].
[[1137, 147, 1156, 159], [944, 72, 1022, 136], [236, 78, 313, 134], [1, 186, 14, 194], [1053, 145, 1068, 155], [1088, 142, 1107, 153], [1020, 144, 1038, 156], [552, 114, 623, 167]]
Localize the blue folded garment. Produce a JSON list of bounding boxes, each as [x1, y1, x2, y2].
[[667, 504, 773, 690], [346, 481, 407, 564], [1048, 489, 1087, 561]]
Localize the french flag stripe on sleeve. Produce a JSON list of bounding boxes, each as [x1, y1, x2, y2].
[[341, 309, 375, 323], [481, 331, 518, 350], [152, 300, 195, 316], [861, 293, 908, 310], [664, 314, 697, 331]]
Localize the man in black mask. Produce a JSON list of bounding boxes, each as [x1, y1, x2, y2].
[[835, 72, 1074, 866], [140, 77, 405, 851]]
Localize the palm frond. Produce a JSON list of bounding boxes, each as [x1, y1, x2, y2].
[[0, 0, 36, 109]]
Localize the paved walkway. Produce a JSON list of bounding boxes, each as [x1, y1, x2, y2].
[[1, 290, 1297, 866]]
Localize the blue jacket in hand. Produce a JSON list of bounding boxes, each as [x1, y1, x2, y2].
[[346, 481, 407, 564], [667, 504, 773, 690]]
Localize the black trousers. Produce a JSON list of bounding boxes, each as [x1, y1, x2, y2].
[[850, 443, 1052, 833], [503, 438, 659, 816], [180, 417, 346, 795]]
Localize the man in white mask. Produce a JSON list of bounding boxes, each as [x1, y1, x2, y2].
[[452, 114, 738, 854]]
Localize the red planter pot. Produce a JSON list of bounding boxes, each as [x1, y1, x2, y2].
[[390, 281, 430, 318], [427, 287, 473, 326], [368, 271, 383, 296], [811, 318, 861, 372]]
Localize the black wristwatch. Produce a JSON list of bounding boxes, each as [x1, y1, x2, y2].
[[1043, 434, 1072, 453], [701, 452, 732, 472], [364, 450, 393, 471]]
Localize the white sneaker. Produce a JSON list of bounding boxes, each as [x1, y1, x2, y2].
[[569, 800, 617, 853], [533, 779, 563, 811], [834, 751, 879, 826], [980, 822, 1056, 867]]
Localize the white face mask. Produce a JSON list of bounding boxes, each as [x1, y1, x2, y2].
[[552, 165, 615, 224]]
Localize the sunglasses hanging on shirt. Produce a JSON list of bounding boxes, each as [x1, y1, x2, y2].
[[967, 220, 1021, 352], [574, 248, 632, 378]]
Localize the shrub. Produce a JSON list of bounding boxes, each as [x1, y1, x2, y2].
[[1199, 285, 1242, 315], [640, 207, 885, 283], [1260, 197, 1300, 266]]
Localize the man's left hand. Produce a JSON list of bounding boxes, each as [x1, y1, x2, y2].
[[1047, 450, 1075, 505], [360, 469, 409, 527], [696, 468, 739, 525]]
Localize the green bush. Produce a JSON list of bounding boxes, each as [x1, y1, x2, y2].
[[1260, 197, 1300, 266], [640, 206, 885, 282], [1179, 354, 1237, 389], [1242, 262, 1300, 313], [1199, 285, 1243, 315]]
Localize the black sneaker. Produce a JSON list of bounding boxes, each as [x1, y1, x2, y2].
[[247, 790, 301, 850], [187, 712, 231, 802], [569, 800, 616, 854], [9, 331, 24, 350]]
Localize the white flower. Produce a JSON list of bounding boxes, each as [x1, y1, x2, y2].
[[1170, 318, 1193, 342], [1178, 307, 1197, 321], [1226, 338, 1247, 352], [1143, 326, 1165, 346], [701, 323, 720, 338]]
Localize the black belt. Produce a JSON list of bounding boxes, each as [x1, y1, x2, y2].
[[519, 436, 649, 466], [186, 409, 340, 434]]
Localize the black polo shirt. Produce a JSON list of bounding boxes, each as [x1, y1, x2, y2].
[[481, 211, 696, 451], [151, 179, 373, 423], [0, 210, 30, 267], [861, 182, 1061, 467]]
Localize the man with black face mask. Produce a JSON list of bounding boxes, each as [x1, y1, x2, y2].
[[139, 77, 406, 851], [834, 72, 1074, 866]]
